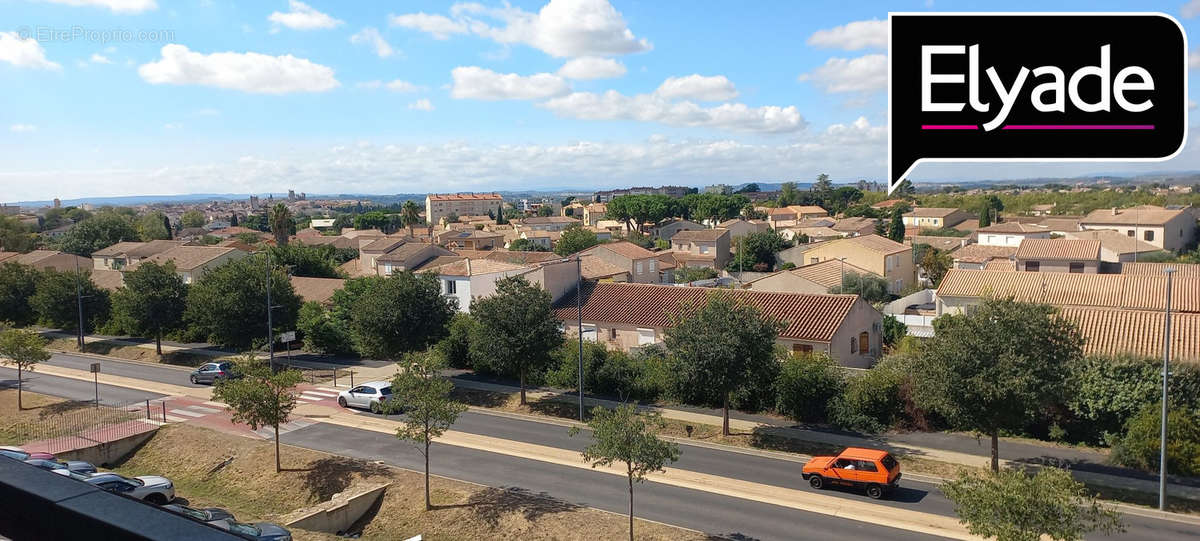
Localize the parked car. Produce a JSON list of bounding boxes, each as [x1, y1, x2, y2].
[[163, 503, 235, 524], [25, 458, 97, 475], [0, 446, 56, 461], [211, 519, 291, 541], [336, 381, 397, 414], [189, 362, 238, 385], [84, 472, 175, 504], [801, 447, 901, 499]]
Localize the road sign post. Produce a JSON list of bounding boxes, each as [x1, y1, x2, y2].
[[90, 362, 100, 407], [279, 331, 296, 362]]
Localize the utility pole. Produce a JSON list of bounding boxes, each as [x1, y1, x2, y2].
[[73, 257, 85, 349], [1160, 267, 1175, 511], [576, 256, 584, 422], [266, 250, 275, 372]]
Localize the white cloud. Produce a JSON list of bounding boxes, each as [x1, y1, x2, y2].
[[138, 44, 339, 94], [408, 99, 434, 111], [37, 0, 156, 13], [540, 90, 805, 134], [385, 79, 421, 92], [807, 19, 887, 51], [392, 0, 651, 58], [0, 32, 62, 71], [268, 0, 342, 31], [388, 12, 468, 40], [349, 27, 395, 58], [90, 53, 113, 64], [557, 56, 626, 80], [1190, 48, 1200, 70], [1184, 0, 1200, 18], [9, 124, 37, 133], [822, 116, 886, 145], [450, 66, 569, 100], [654, 74, 738, 102], [799, 54, 886, 93]]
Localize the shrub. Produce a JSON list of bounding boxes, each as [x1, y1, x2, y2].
[[545, 342, 664, 402], [436, 312, 477, 369], [1068, 356, 1200, 445], [774, 353, 844, 423], [297, 301, 354, 355], [1111, 403, 1200, 477], [829, 356, 907, 433]]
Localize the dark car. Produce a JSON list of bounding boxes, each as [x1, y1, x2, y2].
[[189, 362, 238, 385], [25, 458, 97, 475], [163, 503, 235, 524], [212, 519, 291, 541], [0, 446, 56, 461]]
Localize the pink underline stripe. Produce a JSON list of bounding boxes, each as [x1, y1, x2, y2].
[[921, 125, 978, 130], [1002, 125, 1154, 130]]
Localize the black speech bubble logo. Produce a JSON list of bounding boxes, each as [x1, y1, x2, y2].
[[888, 13, 1188, 194]]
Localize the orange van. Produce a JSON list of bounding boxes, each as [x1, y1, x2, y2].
[[801, 447, 901, 499]]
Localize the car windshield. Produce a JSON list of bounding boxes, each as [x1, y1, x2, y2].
[[880, 454, 898, 471], [227, 522, 260, 536], [1, 449, 29, 460]]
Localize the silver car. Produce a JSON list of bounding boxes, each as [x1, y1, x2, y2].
[[336, 381, 397, 414], [25, 458, 96, 475], [85, 472, 175, 504], [189, 362, 237, 385], [163, 503, 235, 524]]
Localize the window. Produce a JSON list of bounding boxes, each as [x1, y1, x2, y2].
[[637, 328, 656, 345], [1127, 230, 1135, 237], [850, 337, 857, 353], [859, 332, 869, 353], [793, 344, 813, 355], [809, 257, 819, 265], [444, 280, 456, 294], [636, 262, 643, 274], [1069, 262, 1084, 273], [1144, 230, 1154, 241], [609, 328, 618, 341], [649, 260, 656, 272], [856, 460, 878, 472], [581, 324, 597, 341], [700, 245, 710, 254], [1025, 261, 1040, 272]]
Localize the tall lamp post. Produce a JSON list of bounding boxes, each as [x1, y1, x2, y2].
[[576, 256, 584, 422], [266, 250, 275, 371], [1160, 267, 1175, 511]]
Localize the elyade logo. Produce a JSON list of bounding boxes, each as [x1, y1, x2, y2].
[[888, 13, 1188, 194]]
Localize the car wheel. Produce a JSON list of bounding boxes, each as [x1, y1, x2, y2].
[[866, 484, 883, 499], [337, 397, 347, 408], [809, 475, 824, 489], [370, 401, 382, 414], [189, 375, 198, 384], [145, 493, 168, 505]]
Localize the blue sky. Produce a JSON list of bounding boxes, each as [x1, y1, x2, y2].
[[2, 0, 1200, 201]]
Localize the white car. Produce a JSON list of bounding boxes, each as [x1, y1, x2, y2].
[[336, 381, 397, 414], [85, 472, 175, 504]]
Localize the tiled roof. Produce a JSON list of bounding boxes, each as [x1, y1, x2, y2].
[[872, 199, 905, 208], [1081, 206, 1189, 226], [790, 259, 876, 289], [788, 205, 829, 215], [552, 282, 859, 343], [832, 217, 877, 232], [983, 259, 1016, 271], [431, 259, 530, 277], [290, 276, 345, 305], [1065, 230, 1158, 255], [937, 269, 1200, 312], [767, 207, 797, 216], [833, 234, 909, 255], [910, 236, 970, 252], [977, 222, 1049, 234], [578, 257, 628, 279], [296, 236, 359, 250], [361, 237, 408, 252], [904, 207, 962, 218], [1015, 239, 1101, 261], [427, 193, 503, 201], [141, 246, 241, 271], [671, 229, 729, 242], [92, 241, 146, 257], [582, 241, 656, 261], [1037, 217, 1083, 232], [1121, 261, 1200, 279], [484, 250, 564, 265], [376, 242, 435, 263], [0, 251, 18, 263], [796, 218, 837, 228], [411, 255, 466, 272], [126, 240, 190, 258], [89, 269, 125, 291], [952, 244, 1017, 264], [1059, 307, 1200, 362], [518, 216, 580, 225], [795, 227, 844, 239], [338, 258, 374, 278]]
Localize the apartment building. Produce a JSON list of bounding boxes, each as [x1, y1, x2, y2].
[[1013, 239, 1101, 273], [902, 207, 972, 230], [425, 193, 504, 226], [1079, 205, 1197, 251]]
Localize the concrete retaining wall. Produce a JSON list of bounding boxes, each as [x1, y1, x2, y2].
[[283, 482, 389, 534], [56, 427, 158, 468]]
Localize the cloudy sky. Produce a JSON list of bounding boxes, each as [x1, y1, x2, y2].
[[3, 0, 1200, 201]]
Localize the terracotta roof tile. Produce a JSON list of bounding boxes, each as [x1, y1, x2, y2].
[[1064, 230, 1158, 255], [430, 259, 531, 276], [1059, 307, 1200, 362], [1082, 206, 1189, 226], [92, 241, 146, 257], [790, 259, 876, 288], [1015, 239, 1101, 261], [983, 259, 1016, 271], [140, 246, 241, 271], [831, 234, 909, 255], [977, 222, 1050, 234], [937, 269, 1200, 312], [427, 193, 503, 201], [1121, 262, 1200, 279], [904, 207, 962, 218], [553, 282, 859, 343], [290, 276, 345, 305], [582, 241, 656, 261], [671, 229, 729, 242], [578, 257, 628, 279], [952, 244, 1017, 264]]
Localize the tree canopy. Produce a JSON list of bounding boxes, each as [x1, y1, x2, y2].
[[31, 269, 110, 332], [469, 275, 563, 404], [184, 254, 301, 349], [390, 350, 467, 510], [110, 261, 187, 355], [347, 272, 455, 360], [0, 328, 50, 410], [606, 194, 676, 233], [57, 212, 139, 256], [213, 355, 304, 472], [554, 224, 601, 255], [0, 263, 40, 326], [943, 468, 1122, 541]]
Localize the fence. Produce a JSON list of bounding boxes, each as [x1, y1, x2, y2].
[[291, 366, 356, 388], [10, 398, 164, 455]]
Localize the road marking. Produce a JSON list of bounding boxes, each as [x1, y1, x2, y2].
[[202, 401, 227, 408], [169, 409, 205, 418], [317, 387, 342, 393], [187, 405, 221, 414], [164, 415, 187, 422], [301, 390, 338, 397], [300, 393, 330, 401]]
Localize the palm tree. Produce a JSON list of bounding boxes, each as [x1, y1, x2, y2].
[[269, 203, 292, 246], [400, 200, 422, 237]]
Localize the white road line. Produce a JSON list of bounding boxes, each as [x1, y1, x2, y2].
[[164, 415, 187, 422], [301, 390, 338, 397], [186, 406, 221, 414], [169, 409, 205, 418], [202, 401, 227, 408], [317, 387, 342, 393], [300, 393, 330, 401]]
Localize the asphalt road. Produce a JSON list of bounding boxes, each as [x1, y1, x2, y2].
[[46, 353, 204, 388], [0, 367, 164, 405]]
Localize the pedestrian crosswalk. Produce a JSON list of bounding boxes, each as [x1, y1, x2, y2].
[[252, 418, 316, 439], [297, 389, 339, 403]]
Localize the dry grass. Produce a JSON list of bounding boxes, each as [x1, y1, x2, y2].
[[0, 389, 137, 446], [47, 338, 217, 367], [113, 423, 710, 540]]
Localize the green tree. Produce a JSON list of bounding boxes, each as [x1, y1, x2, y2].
[[242, 213, 268, 232], [886, 207, 905, 243], [57, 212, 139, 256], [1067, 356, 1200, 444], [673, 266, 718, 283], [508, 238, 549, 252], [435, 312, 477, 369], [184, 254, 301, 349], [881, 315, 908, 349], [779, 182, 799, 206], [606, 194, 675, 233], [180, 210, 207, 228], [943, 468, 1122, 541], [537, 205, 553, 217], [0, 263, 40, 326], [137, 212, 172, 241], [0, 328, 51, 410], [267, 244, 342, 279], [775, 353, 844, 423], [269, 203, 294, 246], [830, 272, 891, 304], [400, 200, 422, 237], [31, 269, 110, 332], [726, 229, 791, 272], [296, 301, 354, 355], [569, 405, 680, 541], [213, 355, 304, 472], [829, 356, 908, 433], [664, 293, 783, 435], [912, 298, 1083, 471], [554, 223, 601, 255], [348, 272, 455, 360], [390, 350, 467, 510], [812, 173, 833, 198], [469, 276, 563, 404], [110, 261, 187, 355], [1111, 402, 1200, 477], [921, 247, 953, 287]]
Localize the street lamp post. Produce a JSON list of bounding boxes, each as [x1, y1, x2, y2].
[[1160, 267, 1175, 511], [266, 250, 275, 372], [576, 256, 584, 422]]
